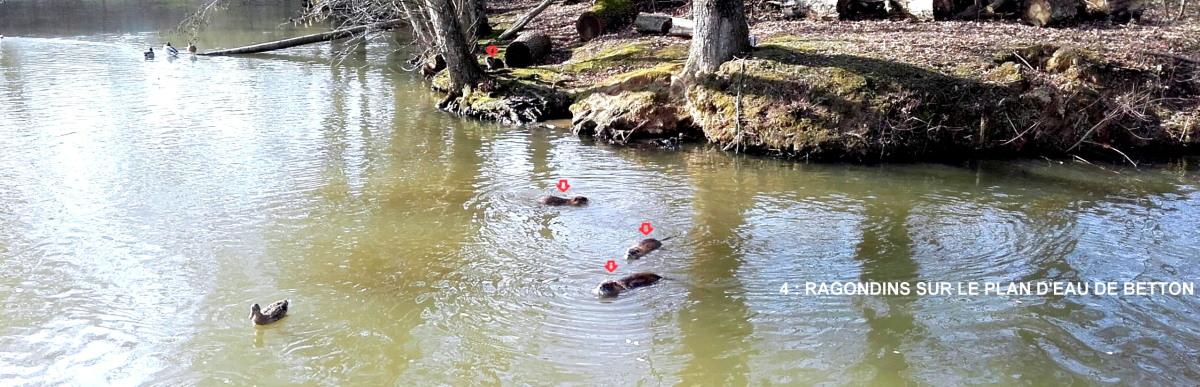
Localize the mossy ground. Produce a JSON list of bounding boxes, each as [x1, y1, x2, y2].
[[685, 37, 1199, 161], [434, 25, 1198, 161]]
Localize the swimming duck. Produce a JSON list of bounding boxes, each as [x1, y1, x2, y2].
[[163, 42, 179, 57], [144, 47, 154, 60], [187, 42, 197, 55], [250, 299, 289, 325]]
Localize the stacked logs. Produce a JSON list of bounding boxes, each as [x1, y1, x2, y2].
[[766, 0, 1143, 26], [576, 0, 636, 41], [633, 13, 694, 37]]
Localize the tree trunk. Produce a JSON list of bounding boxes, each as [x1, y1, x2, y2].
[[576, 0, 637, 42], [427, 0, 485, 92], [635, 13, 674, 34], [198, 19, 405, 56], [497, 0, 557, 40], [1023, 0, 1079, 26], [679, 0, 751, 80], [399, 0, 435, 47], [505, 33, 552, 68], [459, 0, 492, 39]]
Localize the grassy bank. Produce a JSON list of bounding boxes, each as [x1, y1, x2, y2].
[[436, 2, 1199, 162]]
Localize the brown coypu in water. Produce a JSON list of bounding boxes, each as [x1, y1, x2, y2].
[[539, 195, 589, 206], [593, 272, 662, 298], [624, 236, 674, 259], [250, 299, 289, 325]]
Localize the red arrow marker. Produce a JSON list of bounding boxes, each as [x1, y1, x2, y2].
[[485, 45, 498, 57], [639, 222, 654, 236], [556, 179, 570, 192], [604, 260, 618, 273]]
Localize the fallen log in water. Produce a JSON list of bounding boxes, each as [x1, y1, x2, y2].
[[199, 18, 404, 56], [505, 32, 552, 68]]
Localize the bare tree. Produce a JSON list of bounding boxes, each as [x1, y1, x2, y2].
[[458, 0, 492, 39], [678, 0, 751, 82], [426, 0, 486, 94]]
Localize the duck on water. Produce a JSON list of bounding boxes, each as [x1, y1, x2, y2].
[[163, 42, 179, 57], [250, 299, 289, 325]]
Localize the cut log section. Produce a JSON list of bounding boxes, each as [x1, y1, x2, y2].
[[777, 0, 845, 20], [887, 0, 936, 20], [985, 0, 1014, 13], [505, 33, 552, 68], [1023, 0, 1079, 26], [668, 17, 694, 37], [199, 18, 404, 56], [576, 0, 636, 42], [1082, 0, 1144, 22], [634, 13, 673, 34]]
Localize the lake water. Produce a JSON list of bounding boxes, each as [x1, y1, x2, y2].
[[2, 1, 1199, 385]]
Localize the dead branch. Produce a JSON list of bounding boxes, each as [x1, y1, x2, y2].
[[497, 0, 557, 40]]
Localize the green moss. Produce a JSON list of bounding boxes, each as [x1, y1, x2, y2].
[[431, 71, 451, 92], [685, 39, 1026, 158], [558, 42, 687, 75], [589, 0, 635, 20]]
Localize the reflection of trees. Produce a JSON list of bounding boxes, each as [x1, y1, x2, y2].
[[676, 156, 756, 384], [854, 195, 920, 385]]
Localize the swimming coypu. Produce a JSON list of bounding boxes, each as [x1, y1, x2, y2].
[[539, 195, 589, 206], [593, 272, 662, 298], [624, 236, 675, 259], [250, 299, 289, 325]]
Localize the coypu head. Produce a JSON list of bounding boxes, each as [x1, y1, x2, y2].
[[569, 196, 589, 206], [593, 280, 623, 298], [625, 246, 644, 260]]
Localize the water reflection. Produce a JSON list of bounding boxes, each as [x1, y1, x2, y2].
[[853, 192, 920, 385], [2, 1, 1200, 384], [676, 153, 755, 384]]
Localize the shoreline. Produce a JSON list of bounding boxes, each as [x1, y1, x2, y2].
[[422, 3, 1200, 163]]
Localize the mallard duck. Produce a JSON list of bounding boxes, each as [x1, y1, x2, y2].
[[187, 42, 197, 55], [144, 47, 154, 60], [163, 42, 179, 57], [250, 299, 289, 325]]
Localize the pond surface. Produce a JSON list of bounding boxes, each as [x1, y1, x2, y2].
[[2, 1, 1200, 385]]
